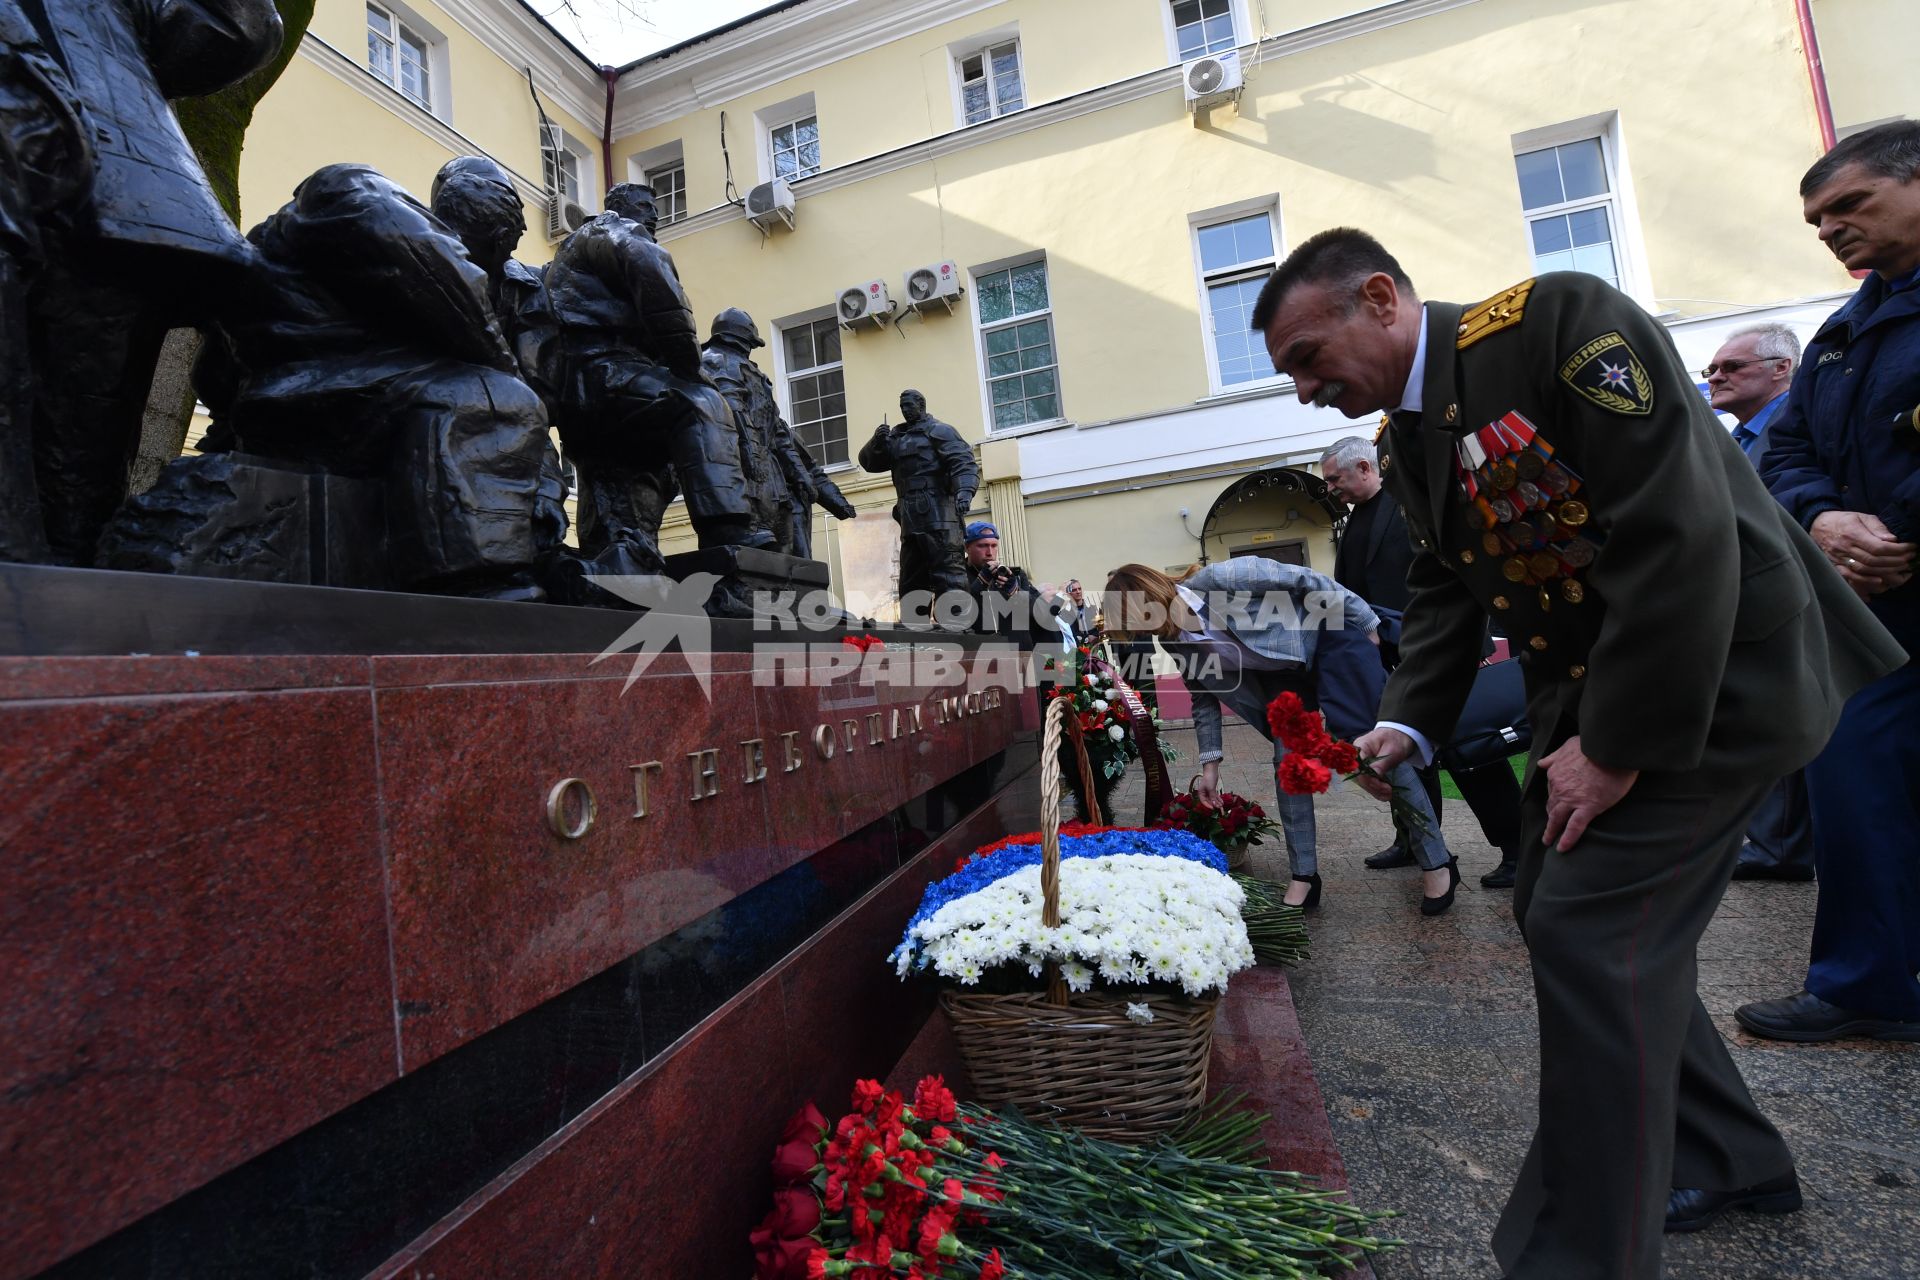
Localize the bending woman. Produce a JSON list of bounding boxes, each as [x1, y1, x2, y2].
[[1104, 558, 1457, 915]]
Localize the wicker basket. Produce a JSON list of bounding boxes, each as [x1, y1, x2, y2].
[[940, 697, 1219, 1143]]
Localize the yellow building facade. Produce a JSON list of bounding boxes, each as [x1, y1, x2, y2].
[[232, 0, 1917, 615]]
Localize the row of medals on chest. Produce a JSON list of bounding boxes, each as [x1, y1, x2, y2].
[[1450, 412, 1598, 615]]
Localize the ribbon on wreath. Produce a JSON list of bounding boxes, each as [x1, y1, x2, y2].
[[1100, 660, 1169, 821]]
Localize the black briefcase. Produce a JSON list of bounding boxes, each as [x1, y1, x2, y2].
[[1438, 657, 1531, 772]]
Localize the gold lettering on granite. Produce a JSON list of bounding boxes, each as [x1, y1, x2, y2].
[[839, 718, 860, 752], [687, 748, 720, 801], [865, 712, 885, 745], [546, 777, 597, 840], [812, 723, 837, 760], [629, 761, 664, 818], [779, 730, 803, 773], [740, 738, 768, 785]]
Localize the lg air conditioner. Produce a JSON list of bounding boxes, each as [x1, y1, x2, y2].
[[837, 279, 897, 330], [746, 178, 796, 233], [903, 261, 964, 314], [1182, 49, 1242, 113], [545, 192, 588, 240]]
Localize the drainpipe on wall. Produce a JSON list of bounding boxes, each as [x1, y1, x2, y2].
[[1794, 0, 1837, 151], [602, 64, 618, 189]]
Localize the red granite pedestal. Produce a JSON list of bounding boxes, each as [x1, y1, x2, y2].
[[1, 624, 1035, 1279]]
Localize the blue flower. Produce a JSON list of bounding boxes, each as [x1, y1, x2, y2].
[[897, 828, 1226, 944]]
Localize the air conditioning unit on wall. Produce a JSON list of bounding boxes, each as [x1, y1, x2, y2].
[[746, 178, 796, 233], [545, 192, 588, 240], [1183, 49, 1242, 113], [837, 279, 897, 330], [903, 261, 964, 314]]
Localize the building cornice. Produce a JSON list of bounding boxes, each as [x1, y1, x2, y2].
[[442, 0, 608, 127], [297, 32, 550, 206], [654, 0, 1486, 240], [610, 0, 1003, 138]]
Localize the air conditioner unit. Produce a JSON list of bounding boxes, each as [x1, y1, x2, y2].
[[745, 178, 796, 233], [545, 192, 589, 240], [903, 260, 964, 314], [837, 279, 896, 330], [1182, 48, 1242, 112]]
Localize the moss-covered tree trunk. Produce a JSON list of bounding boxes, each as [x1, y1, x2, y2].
[[132, 0, 316, 493]]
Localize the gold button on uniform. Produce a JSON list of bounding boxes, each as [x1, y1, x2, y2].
[[1492, 595, 1510, 610], [1529, 635, 1549, 651], [1569, 664, 1587, 679], [1460, 549, 1476, 565]]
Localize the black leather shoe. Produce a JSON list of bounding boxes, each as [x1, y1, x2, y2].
[[1735, 990, 1920, 1043], [1287, 874, 1322, 913], [1420, 858, 1460, 917], [1730, 858, 1815, 882], [1479, 859, 1517, 889], [1665, 1172, 1801, 1232], [1364, 844, 1414, 870]]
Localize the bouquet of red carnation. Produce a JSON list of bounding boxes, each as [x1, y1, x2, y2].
[[1266, 692, 1429, 834], [750, 1076, 1007, 1280], [750, 1079, 1399, 1278], [1155, 788, 1280, 871]]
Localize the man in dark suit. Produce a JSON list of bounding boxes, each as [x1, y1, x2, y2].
[[1324, 433, 1526, 887], [1703, 323, 1816, 881], [1254, 227, 1904, 1280]]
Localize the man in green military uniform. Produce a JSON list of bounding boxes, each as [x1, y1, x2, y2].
[[1252, 228, 1905, 1280]]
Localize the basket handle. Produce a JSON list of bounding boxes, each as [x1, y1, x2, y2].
[[1038, 696, 1082, 1006]]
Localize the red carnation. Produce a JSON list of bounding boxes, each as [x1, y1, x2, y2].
[[1265, 690, 1306, 736], [1317, 740, 1361, 774], [1277, 754, 1333, 795], [914, 1075, 958, 1123], [851, 1079, 886, 1115]]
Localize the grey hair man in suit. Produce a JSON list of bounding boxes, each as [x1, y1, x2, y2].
[[1704, 323, 1815, 881]]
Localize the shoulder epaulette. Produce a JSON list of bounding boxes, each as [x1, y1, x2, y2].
[[1456, 278, 1536, 349], [1372, 413, 1389, 445]]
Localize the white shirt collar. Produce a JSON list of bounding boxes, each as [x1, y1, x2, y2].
[[1395, 306, 1430, 415]]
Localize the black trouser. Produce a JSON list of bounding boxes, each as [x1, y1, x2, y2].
[[1492, 767, 1792, 1279], [1394, 753, 1524, 860]]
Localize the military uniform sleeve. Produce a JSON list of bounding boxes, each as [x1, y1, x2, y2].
[[1757, 365, 1844, 531], [856, 428, 893, 473], [1528, 275, 1741, 772], [1376, 540, 1487, 745]]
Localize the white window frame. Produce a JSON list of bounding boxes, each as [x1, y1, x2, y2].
[[771, 309, 852, 472], [756, 93, 821, 184], [541, 122, 596, 214], [364, 1, 450, 120], [970, 254, 1066, 436], [949, 28, 1025, 128], [1189, 196, 1285, 396], [646, 161, 687, 226], [626, 139, 687, 226], [1510, 112, 1652, 306], [1161, 0, 1249, 65]]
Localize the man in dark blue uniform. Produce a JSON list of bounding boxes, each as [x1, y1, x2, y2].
[[1742, 121, 1920, 1043]]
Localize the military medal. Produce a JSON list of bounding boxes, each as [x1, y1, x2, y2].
[[1482, 530, 1506, 555], [1561, 578, 1586, 603], [1540, 466, 1572, 496], [1490, 496, 1518, 523], [1556, 499, 1590, 527], [1502, 556, 1529, 582], [1538, 587, 1553, 612], [1559, 537, 1598, 567], [1516, 451, 1545, 481], [1490, 461, 1519, 491], [1529, 550, 1561, 580], [1516, 480, 1546, 510]]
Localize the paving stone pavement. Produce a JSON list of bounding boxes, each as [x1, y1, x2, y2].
[[1109, 722, 1920, 1280]]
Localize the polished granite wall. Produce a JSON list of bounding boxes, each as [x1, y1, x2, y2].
[[2, 631, 1034, 1278]]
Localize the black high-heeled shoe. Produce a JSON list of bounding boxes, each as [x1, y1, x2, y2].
[[1420, 858, 1460, 917], [1287, 874, 1322, 913]]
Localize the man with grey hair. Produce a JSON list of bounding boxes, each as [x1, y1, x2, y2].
[[1703, 322, 1815, 881], [1705, 322, 1800, 462]]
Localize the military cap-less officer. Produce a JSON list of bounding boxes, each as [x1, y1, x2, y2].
[[858, 390, 979, 599], [1255, 229, 1903, 1280]]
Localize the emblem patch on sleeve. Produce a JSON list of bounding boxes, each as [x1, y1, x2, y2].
[[1559, 332, 1653, 416]]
